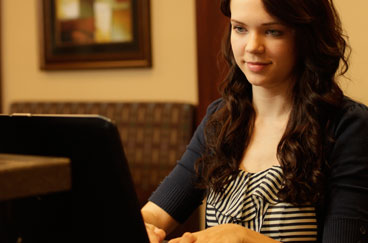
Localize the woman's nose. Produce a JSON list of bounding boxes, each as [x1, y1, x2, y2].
[[245, 33, 265, 53]]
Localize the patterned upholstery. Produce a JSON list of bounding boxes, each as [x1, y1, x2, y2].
[[10, 102, 196, 207]]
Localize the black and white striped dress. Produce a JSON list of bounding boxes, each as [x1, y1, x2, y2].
[[206, 166, 318, 242]]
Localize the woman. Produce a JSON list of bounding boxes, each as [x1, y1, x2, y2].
[[142, 0, 368, 242]]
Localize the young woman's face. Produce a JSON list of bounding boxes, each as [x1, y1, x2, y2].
[[230, 0, 296, 90]]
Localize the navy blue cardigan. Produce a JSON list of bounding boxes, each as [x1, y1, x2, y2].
[[149, 97, 368, 242]]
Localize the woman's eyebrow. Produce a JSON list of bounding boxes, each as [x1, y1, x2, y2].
[[230, 19, 245, 25], [230, 19, 283, 26], [262, 22, 283, 26]]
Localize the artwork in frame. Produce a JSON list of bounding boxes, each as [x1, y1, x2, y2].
[[39, 0, 151, 70]]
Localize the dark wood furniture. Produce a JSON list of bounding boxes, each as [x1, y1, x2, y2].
[[0, 154, 71, 201], [0, 154, 71, 243]]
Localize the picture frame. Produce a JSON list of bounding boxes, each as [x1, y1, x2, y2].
[[38, 0, 151, 70]]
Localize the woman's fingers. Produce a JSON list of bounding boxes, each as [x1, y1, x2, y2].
[[169, 232, 197, 243], [145, 223, 166, 243], [154, 226, 166, 240]]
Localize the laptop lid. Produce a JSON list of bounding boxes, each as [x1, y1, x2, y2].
[[0, 114, 149, 243]]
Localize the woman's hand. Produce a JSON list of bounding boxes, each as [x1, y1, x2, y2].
[[145, 222, 166, 243], [168, 224, 281, 243], [141, 202, 179, 242], [168, 224, 248, 243]]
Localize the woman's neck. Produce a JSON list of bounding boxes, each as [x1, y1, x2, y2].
[[252, 85, 293, 122]]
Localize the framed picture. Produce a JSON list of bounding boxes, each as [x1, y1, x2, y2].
[[39, 0, 151, 70]]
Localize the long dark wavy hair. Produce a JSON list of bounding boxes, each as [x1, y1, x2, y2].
[[195, 0, 350, 205]]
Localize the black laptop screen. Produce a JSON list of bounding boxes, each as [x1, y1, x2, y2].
[[0, 114, 149, 243]]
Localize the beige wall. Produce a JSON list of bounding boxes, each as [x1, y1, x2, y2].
[[331, 0, 368, 105], [1, 0, 198, 113], [2, 0, 368, 113]]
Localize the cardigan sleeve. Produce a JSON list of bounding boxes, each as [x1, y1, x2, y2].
[[322, 100, 368, 243], [148, 99, 223, 223]]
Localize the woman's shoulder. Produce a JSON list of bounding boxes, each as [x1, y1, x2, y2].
[[205, 98, 226, 116], [332, 96, 368, 138], [341, 96, 368, 116]]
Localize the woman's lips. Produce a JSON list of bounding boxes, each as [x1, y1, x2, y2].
[[246, 62, 271, 72]]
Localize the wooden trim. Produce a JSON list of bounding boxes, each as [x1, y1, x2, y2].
[[195, 0, 228, 123], [0, 0, 2, 112]]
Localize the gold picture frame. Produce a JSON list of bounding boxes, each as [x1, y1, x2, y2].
[[39, 0, 151, 70]]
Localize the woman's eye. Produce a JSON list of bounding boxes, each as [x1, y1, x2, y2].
[[266, 29, 283, 36], [233, 26, 247, 33]]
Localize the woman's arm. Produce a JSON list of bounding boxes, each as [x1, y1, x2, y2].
[[142, 201, 179, 234], [322, 100, 368, 242], [142, 99, 224, 242], [141, 201, 179, 243]]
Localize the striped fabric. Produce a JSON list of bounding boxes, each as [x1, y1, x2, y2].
[[206, 166, 318, 242]]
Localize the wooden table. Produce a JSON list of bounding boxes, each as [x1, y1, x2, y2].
[[0, 154, 71, 201]]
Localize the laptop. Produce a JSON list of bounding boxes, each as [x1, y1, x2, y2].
[[0, 114, 150, 243]]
